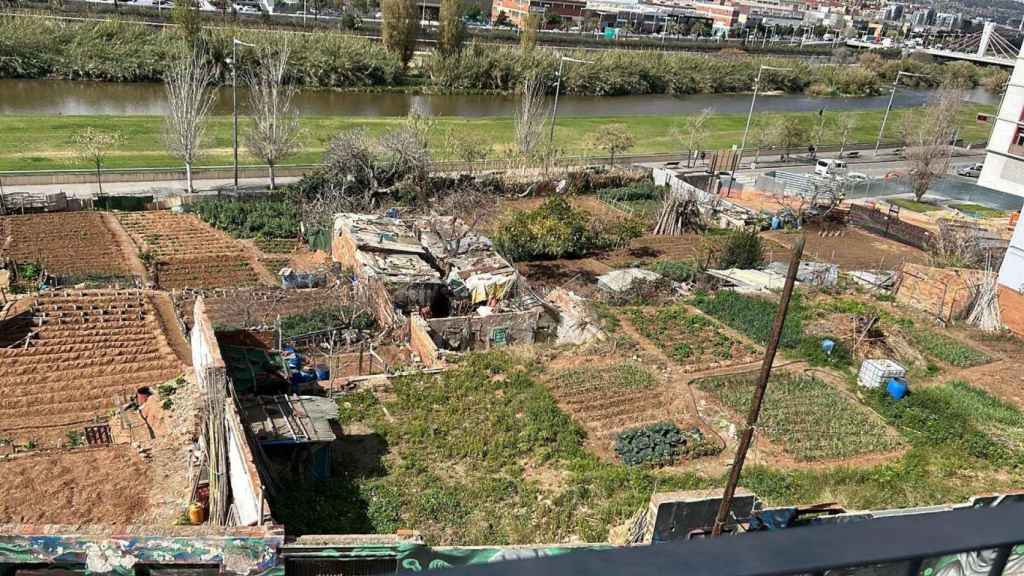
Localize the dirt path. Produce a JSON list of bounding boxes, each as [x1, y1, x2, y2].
[[148, 291, 193, 367], [102, 211, 149, 283], [239, 239, 282, 287]]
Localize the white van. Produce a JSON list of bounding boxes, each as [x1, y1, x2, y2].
[[814, 159, 847, 177]]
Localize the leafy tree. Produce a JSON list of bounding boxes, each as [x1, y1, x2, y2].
[[381, 0, 419, 68], [521, 12, 540, 51], [72, 128, 123, 195], [587, 124, 635, 165], [465, 4, 483, 21], [437, 0, 465, 56], [493, 10, 511, 27], [771, 116, 810, 160], [171, 0, 203, 44]]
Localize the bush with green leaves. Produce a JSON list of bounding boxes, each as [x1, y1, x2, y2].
[[191, 196, 300, 240], [615, 421, 701, 466], [717, 229, 765, 270], [493, 196, 642, 261], [598, 182, 662, 203], [280, 306, 376, 338], [646, 259, 696, 283]]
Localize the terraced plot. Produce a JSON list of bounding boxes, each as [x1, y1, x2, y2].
[[0, 289, 185, 446], [0, 212, 134, 278], [547, 362, 695, 456], [116, 211, 262, 289], [626, 305, 761, 372]]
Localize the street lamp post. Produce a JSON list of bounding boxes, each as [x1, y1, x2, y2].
[[549, 55, 593, 149], [230, 38, 257, 191], [738, 64, 792, 166], [874, 70, 929, 157]]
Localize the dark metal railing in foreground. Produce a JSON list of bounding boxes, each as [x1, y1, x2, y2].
[[430, 503, 1024, 576]]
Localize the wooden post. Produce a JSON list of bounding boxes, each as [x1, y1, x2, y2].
[[711, 236, 805, 537]]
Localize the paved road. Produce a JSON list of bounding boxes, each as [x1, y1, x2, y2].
[[1, 176, 302, 201]]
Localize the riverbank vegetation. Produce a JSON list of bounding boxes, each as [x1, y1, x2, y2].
[[0, 104, 994, 171], [0, 16, 1009, 97]]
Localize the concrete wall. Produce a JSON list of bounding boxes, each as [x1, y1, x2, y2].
[[190, 297, 269, 527], [409, 314, 441, 368], [0, 528, 283, 576], [425, 309, 544, 351]]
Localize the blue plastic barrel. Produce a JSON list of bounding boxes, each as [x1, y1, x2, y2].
[[315, 364, 330, 381], [820, 339, 835, 356], [887, 377, 908, 401]]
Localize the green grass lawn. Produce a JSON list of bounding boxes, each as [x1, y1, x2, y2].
[[889, 198, 944, 213], [949, 203, 1008, 218], [0, 104, 994, 172]]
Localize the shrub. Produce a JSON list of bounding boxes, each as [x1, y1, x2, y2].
[[280, 306, 376, 338], [191, 196, 300, 240], [646, 259, 696, 283], [615, 421, 703, 466], [597, 182, 662, 203], [493, 196, 641, 261], [717, 229, 765, 270]]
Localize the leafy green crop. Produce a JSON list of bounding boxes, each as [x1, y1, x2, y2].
[[615, 422, 702, 466], [627, 305, 756, 365], [910, 329, 991, 368], [191, 196, 300, 240], [697, 372, 901, 461], [693, 291, 804, 349]]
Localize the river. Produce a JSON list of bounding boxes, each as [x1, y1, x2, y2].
[[0, 79, 999, 117]]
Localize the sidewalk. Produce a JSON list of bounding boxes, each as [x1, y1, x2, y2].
[[1, 176, 302, 201]]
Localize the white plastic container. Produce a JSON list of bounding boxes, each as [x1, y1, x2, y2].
[[858, 359, 906, 389]]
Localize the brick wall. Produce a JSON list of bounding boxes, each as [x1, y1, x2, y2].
[[850, 204, 934, 250], [998, 285, 1024, 336], [896, 263, 991, 323]]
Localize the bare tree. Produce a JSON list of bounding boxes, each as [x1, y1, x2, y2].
[[834, 113, 857, 157], [902, 88, 962, 202], [442, 128, 491, 164], [673, 107, 713, 168], [244, 43, 302, 190], [437, 0, 465, 56], [514, 72, 550, 159], [72, 128, 122, 195], [164, 47, 217, 194], [430, 185, 497, 266], [381, 0, 419, 68], [750, 119, 777, 166]]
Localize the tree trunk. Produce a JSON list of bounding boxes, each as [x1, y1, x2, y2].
[[268, 163, 276, 190], [96, 162, 103, 195], [185, 162, 194, 194]]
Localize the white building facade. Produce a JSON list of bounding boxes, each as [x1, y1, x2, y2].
[[978, 43, 1024, 198]]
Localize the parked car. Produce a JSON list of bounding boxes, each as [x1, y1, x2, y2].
[[957, 163, 983, 178], [844, 172, 869, 182]]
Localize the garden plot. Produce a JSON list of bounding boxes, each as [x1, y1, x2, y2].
[[0, 289, 185, 446], [626, 305, 760, 372], [0, 212, 135, 279], [545, 361, 696, 456], [695, 371, 903, 462], [116, 211, 264, 289]]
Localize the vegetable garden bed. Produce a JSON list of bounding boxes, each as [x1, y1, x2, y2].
[[695, 371, 903, 461], [626, 305, 760, 371]]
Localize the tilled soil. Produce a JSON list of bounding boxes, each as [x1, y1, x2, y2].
[[1, 212, 135, 277], [0, 446, 152, 524]]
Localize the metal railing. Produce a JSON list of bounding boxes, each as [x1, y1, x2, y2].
[[434, 503, 1024, 576]]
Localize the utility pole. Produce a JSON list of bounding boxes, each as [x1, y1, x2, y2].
[[874, 70, 928, 157], [549, 55, 593, 150], [711, 236, 805, 537], [230, 38, 257, 191]]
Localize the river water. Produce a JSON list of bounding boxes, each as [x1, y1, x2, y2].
[[0, 79, 999, 117]]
